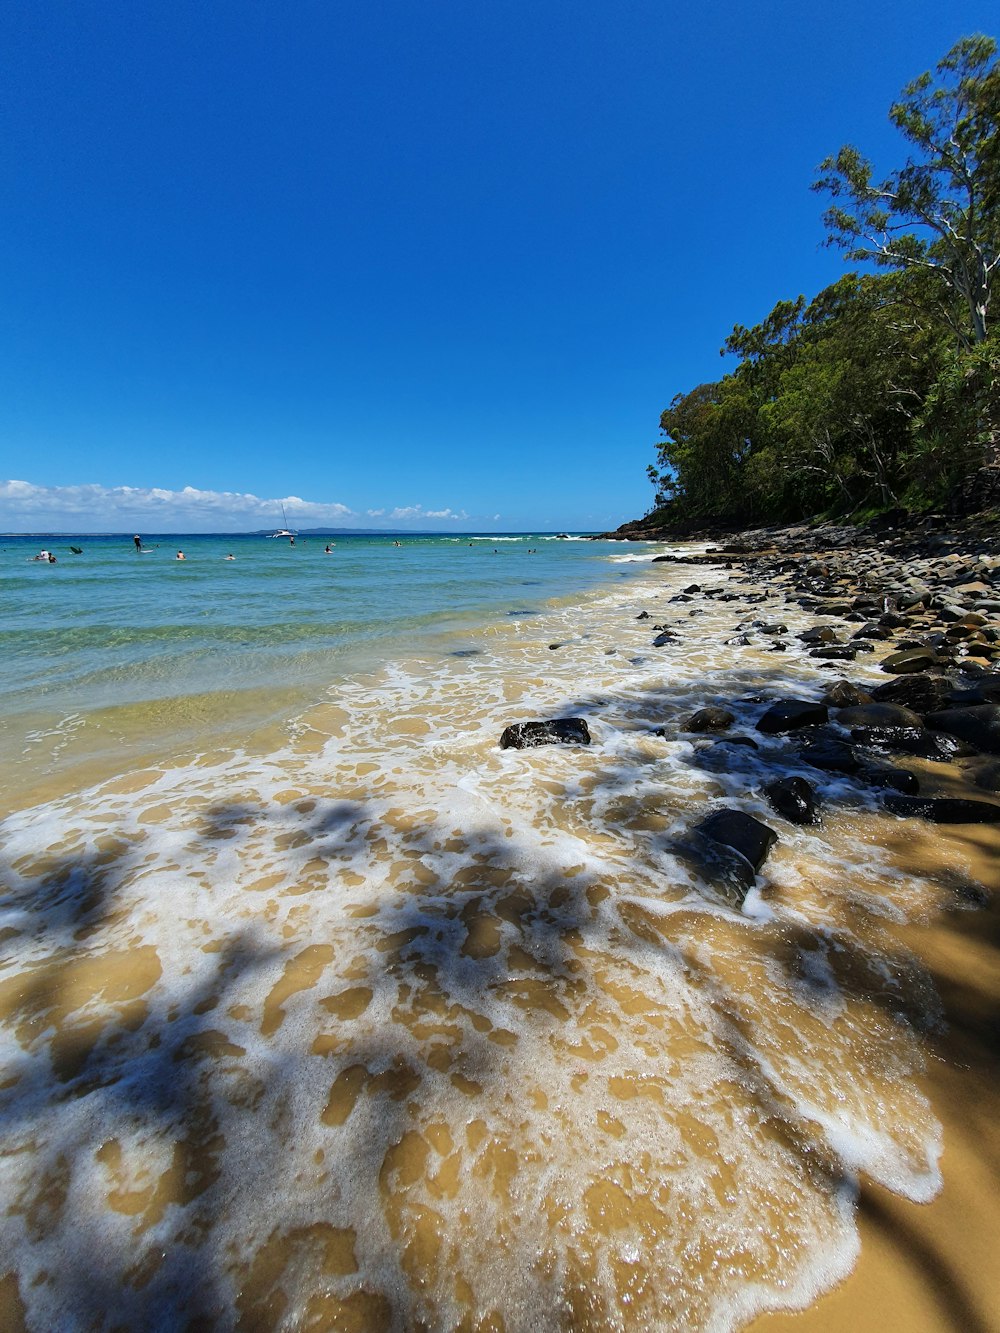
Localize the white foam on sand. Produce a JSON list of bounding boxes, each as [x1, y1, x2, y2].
[[0, 557, 964, 1330]]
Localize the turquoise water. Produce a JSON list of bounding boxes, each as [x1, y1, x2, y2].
[[0, 531, 635, 716], [0, 527, 959, 1330]]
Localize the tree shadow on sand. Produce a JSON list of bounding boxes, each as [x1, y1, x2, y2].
[[0, 654, 998, 1330]]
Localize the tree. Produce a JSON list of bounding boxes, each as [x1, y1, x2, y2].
[[815, 36, 999, 348], [653, 379, 758, 521]]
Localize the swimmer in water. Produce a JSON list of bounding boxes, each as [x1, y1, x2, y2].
[[176, 551, 186, 560], [324, 544, 333, 553], [224, 554, 235, 561]]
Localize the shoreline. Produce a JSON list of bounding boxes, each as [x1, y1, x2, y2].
[[644, 524, 1000, 1331], [752, 840, 1000, 1333], [1, 528, 998, 1328]]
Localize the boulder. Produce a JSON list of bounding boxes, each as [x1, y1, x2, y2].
[[810, 646, 858, 661], [685, 706, 735, 733], [852, 623, 895, 641], [763, 776, 819, 825], [671, 831, 757, 905], [821, 680, 873, 709], [882, 795, 1000, 823], [695, 809, 779, 872], [871, 674, 953, 713], [925, 705, 1000, 755], [973, 760, 1000, 793], [652, 631, 677, 647], [836, 703, 924, 729], [881, 648, 940, 674], [849, 727, 968, 761], [756, 699, 829, 734], [798, 737, 860, 774], [499, 718, 591, 749]]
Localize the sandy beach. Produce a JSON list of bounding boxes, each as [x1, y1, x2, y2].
[[753, 823, 1000, 1333], [1, 528, 999, 1330]]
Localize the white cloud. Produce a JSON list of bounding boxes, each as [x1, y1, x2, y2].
[[0, 480, 355, 531], [365, 508, 385, 518], [387, 504, 467, 522]]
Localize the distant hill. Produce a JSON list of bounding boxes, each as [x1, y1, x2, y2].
[[254, 527, 441, 536]]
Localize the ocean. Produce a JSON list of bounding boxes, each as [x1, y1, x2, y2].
[[0, 530, 955, 1330]]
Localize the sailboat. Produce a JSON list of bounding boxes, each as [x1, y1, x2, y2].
[[266, 504, 297, 538]]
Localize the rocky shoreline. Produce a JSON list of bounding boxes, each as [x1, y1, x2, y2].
[[516, 516, 1000, 908]]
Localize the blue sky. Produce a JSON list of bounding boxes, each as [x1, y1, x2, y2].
[[1, 1, 996, 532]]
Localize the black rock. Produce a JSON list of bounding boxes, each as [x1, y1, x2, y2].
[[685, 706, 736, 733], [810, 646, 858, 661], [881, 648, 940, 674], [973, 760, 1000, 792], [671, 831, 757, 905], [652, 631, 677, 647], [882, 795, 1000, 823], [861, 766, 920, 793], [799, 626, 840, 644], [764, 776, 819, 825], [798, 737, 860, 774], [871, 674, 953, 713], [821, 680, 873, 708], [849, 727, 967, 761], [947, 683, 1000, 707], [499, 718, 591, 749], [756, 700, 829, 734], [852, 623, 894, 640], [925, 705, 1000, 755], [837, 703, 924, 729], [694, 809, 779, 872]]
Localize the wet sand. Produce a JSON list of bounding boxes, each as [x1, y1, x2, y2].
[[753, 823, 1000, 1333], [1, 542, 999, 1330]]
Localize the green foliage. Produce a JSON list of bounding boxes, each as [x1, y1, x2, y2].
[[815, 36, 999, 347], [649, 36, 1000, 527]]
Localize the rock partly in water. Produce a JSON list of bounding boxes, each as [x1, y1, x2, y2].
[[763, 776, 819, 825], [849, 727, 968, 761], [871, 674, 954, 713], [881, 647, 940, 674], [756, 700, 828, 735], [673, 809, 778, 907], [695, 808, 779, 871], [836, 702, 925, 729], [925, 705, 1000, 756], [499, 718, 591, 749], [685, 706, 736, 733], [882, 795, 1000, 823], [821, 680, 873, 709]]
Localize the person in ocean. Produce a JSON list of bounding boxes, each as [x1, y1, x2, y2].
[[134, 534, 142, 553], [324, 544, 333, 553], [176, 551, 186, 560], [33, 549, 50, 562], [224, 553, 236, 560]]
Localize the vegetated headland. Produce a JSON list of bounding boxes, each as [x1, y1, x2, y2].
[[580, 35, 1000, 1330], [604, 35, 1000, 545]]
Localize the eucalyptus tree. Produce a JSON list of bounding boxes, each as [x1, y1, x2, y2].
[[815, 35, 999, 349]]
